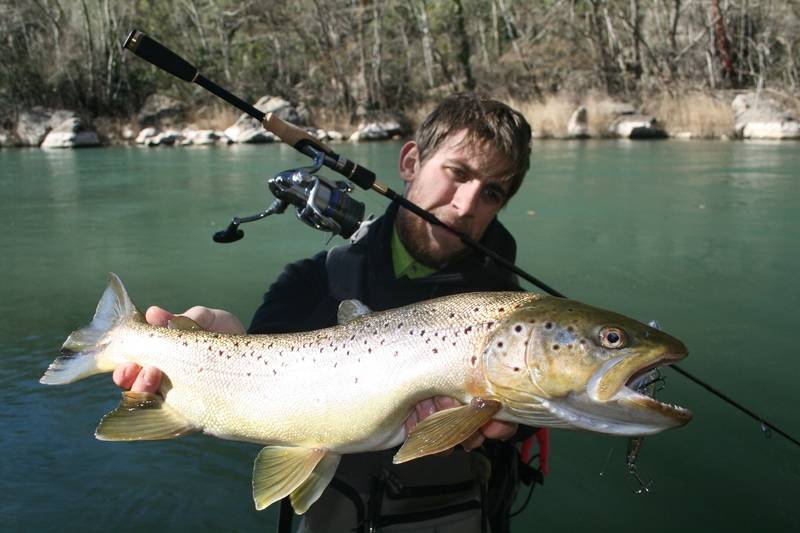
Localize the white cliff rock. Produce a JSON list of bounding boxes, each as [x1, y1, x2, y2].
[[40, 117, 100, 148], [732, 93, 800, 139], [566, 106, 590, 138]]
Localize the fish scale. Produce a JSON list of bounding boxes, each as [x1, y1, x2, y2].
[[41, 273, 691, 514]]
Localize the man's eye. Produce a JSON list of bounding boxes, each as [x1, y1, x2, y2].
[[483, 188, 504, 204]]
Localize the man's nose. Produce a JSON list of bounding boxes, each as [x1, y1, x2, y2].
[[451, 180, 482, 217]]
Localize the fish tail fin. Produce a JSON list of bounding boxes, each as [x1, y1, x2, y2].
[[40, 273, 141, 385]]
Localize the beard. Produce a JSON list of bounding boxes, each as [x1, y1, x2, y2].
[[395, 206, 472, 268]]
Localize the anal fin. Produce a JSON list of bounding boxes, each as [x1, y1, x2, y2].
[[252, 447, 326, 511], [95, 392, 197, 441], [393, 397, 502, 464]]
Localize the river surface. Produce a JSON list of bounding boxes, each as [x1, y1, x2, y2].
[[1, 140, 798, 532]]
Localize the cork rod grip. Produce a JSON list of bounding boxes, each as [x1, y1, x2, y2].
[[262, 113, 334, 156]]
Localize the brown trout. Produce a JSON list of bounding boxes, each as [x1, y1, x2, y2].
[[41, 273, 691, 513]]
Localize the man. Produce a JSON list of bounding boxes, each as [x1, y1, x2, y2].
[[114, 93, 535, 532]]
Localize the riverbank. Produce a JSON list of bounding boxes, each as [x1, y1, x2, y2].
[[1, 89, 798, 149]]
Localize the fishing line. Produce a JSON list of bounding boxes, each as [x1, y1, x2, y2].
[[121, 30, 800, 451]]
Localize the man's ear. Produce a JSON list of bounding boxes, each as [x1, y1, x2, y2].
[[398, 141, 419, 184]]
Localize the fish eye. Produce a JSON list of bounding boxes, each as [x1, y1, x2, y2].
[[600, 327, 627, 349]]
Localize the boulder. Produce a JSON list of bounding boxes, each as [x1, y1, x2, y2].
[[16, 108, 76, 146], [150, 130, 183, 146], [182, 129, 226, 145], [609, 115, 667, 139], [137, 94, 185, 127], [326, 130, 345, 141], [349, 114, 405, 142], [135, 127, 158, 144], [256, 96, 308, 126], [732, 93, 800, 139], [41, 117, 100, 148], [223, 95, 288, 143], [566, 106, 590, 138], [0, 129, 9, 147]]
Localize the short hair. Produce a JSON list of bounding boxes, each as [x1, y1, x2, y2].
[[414, 93, 532, 201]]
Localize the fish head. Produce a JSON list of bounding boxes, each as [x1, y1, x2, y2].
[[481, 296, 692, 436]]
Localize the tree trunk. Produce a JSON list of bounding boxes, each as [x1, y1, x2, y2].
[[711, 0, 737, 85], [452, 0, 475, 91]]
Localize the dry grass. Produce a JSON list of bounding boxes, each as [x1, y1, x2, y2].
[[186, 104, 240, 131], [509, 94, 575, 138], [645, 92, 735, 138]]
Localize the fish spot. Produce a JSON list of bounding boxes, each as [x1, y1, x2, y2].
[[182, 341, 188, 346], [470, 355, 477, 365], [149, 333, 154, 338], [354, 377, 358, 384], [247, 372, 251, 377], [567, 326, 574, 333], [257, 355, 262, 360], [464, 326, 473, 334], [498, 307, 505, 312], [368, 348, 372, 353], [320, 348, 324, 353], [579, 339, 586, 345], [528, 319, 536, 324], [432, 348, 438, 354], [198, 367, 203, 373], [219, 350, 224, 356], [514, 325, 523, 333], [449, 313, 455, 318], [567, 344, 573, 349], [394, 351, 399, 357], [497, 341, 504, 348], [212, 334, 220, 338], [452, 341, 457, 346], [233, 342, 239, 347], [334, 362, 338, 368], [553, 344, 560, 350], [272, 369, 277, 375], [486, 321, 495, 328], [207, 346, 212, 351], [545, 322, 553, 329], [513, 367, 520, 372], [420, 330, 425, 336], [474, 307, 479, 313]]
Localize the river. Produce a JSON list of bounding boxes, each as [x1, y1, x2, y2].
[[1, 140, 798, 531]]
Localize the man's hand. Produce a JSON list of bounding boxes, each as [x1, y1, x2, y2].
[[112, 305, 245, 394], [404, 396, 517, 452]]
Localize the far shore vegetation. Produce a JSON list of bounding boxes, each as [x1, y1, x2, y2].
[[1, 0, 798, 139]]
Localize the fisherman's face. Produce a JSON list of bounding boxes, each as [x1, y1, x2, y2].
[[396, 130, 513, 268]]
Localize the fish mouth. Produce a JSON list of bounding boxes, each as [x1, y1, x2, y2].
[[615, 352, 693, 425]]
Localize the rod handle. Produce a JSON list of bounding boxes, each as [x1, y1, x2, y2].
[[123, 29, 197, 82], [262, 113, 334, 156]]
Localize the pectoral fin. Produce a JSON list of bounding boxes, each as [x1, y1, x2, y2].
[[393, 398, 502, 464], [252, 446, 326, 511], [95, 392, 197, 441], [290, 453, 341, 514]]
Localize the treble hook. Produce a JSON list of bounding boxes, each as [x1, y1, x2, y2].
[[627, 462, 654, 495]]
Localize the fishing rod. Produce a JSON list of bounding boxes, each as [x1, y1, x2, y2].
[[121, 30, 800, 451]]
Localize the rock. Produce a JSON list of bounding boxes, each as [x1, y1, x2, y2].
[[673, 131, 694, 140], [732, 93, 800, 139], [122, 126, 136, 140], [182, 129, 223, 145], [41, 117, 100, 148], [135, 127, 158, 144], [0, 129, 9, 147], [566, 106, 590, 138], [137, 94, 185, 127], [16, 108, 76, 146], [609, 115, 667, 139], [326, 130, 345, 141], [349, 114, 406, 142], [151, 130, 183, 146]]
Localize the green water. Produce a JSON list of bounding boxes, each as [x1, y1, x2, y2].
[[1, 141, 798, 532]]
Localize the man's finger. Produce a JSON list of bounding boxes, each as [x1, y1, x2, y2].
[[130, 366, 162, 393], [480, 420, 518, 441], [415, 399, 437, 421], [461, 430, 485, 452], [145, 306, 174, 327], [112, 363, 142, 389]]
